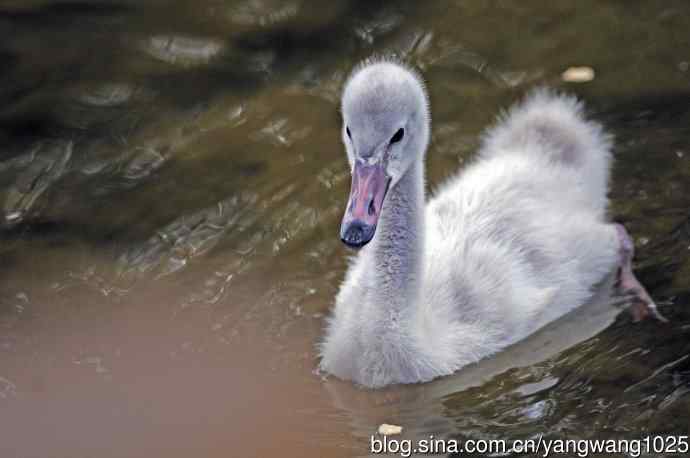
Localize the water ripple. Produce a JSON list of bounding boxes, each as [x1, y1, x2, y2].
[[139, 35, 225, 66], [118, 194, 257, 279], [3, 140, 72, 226]]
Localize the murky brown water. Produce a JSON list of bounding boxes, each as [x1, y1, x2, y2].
[[1, 1, 690, 457]]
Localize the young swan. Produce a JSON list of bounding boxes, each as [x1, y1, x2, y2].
[[319, 58, 664, 389]]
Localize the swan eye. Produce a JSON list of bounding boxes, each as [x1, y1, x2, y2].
[[390, 128, 404, 144], [346, 126, 352, 139]]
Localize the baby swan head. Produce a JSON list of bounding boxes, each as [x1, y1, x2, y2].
[[339, 58, 430, 248]]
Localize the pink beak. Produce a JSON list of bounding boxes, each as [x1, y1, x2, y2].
[[340, 160, 390, 248]]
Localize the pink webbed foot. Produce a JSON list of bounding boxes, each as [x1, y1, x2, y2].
[[613, 223, 668, 323]]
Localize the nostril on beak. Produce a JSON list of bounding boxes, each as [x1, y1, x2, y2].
[[367, 197, 376, 216]]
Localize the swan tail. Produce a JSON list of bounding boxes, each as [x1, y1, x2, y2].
[[479, 88, 612, 176]]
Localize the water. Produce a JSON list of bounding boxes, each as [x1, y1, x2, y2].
[[0, 1, 689, 457]]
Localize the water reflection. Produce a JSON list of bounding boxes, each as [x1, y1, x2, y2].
[[1, 1, 689, 457]]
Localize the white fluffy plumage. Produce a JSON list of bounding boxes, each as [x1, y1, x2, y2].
[[320, 58, 621, 388]]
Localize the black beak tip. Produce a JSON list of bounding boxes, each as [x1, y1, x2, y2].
[[341, 237, 368, 249], [340, 221, 375, 249]]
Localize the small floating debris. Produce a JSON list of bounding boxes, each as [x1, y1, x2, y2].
[[561, 66, 595, 83], [378, 423, 403, 436]]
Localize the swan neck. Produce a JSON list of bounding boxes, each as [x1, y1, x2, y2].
[[370, 159, 425, 319]]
